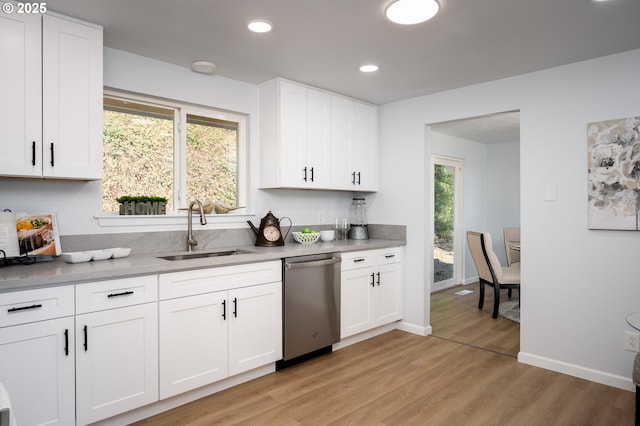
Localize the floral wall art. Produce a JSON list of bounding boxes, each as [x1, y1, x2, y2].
[[588, 116, 640, 230]]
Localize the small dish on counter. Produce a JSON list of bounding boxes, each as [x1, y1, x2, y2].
[[60, 247, 131, 263], [61, 251, 93, 264]]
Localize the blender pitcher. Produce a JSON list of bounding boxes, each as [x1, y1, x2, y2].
[[348, 197, 369, 239]]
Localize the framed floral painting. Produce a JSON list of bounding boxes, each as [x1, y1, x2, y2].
[[587, 116, 640, 230]]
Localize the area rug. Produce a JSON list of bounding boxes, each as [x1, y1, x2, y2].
[[499, 300, 520, 323]]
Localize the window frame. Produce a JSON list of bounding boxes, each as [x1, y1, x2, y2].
[[97, 89, 250, 227]]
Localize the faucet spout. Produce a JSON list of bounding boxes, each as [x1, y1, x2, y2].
[[187, 200, 207, 252]]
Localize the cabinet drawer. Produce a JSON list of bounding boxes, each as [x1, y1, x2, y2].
[[0, 286, 74, 327], [374, 247, 404, 265], [76, 275, 158, 314], [341, 251, 375, 271], [159, 260, 282, 300]]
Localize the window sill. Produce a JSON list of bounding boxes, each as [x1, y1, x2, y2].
[[95, 212, 255, 228]]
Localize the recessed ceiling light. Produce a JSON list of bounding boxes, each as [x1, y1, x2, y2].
[[191, 60, 216, 74], [360, 64, 379, 73], [247, 20, 273, 33], [385, 0, 440, 25]]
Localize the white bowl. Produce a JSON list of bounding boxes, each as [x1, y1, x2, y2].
[[85, 250, 113, 261], [61, 251, 93, 264], [292, 231, 320, 244], [320, 230, 335, 242], [111, 247, 131, 258]]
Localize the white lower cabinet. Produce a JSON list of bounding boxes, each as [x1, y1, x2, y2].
[[158, 261, 282, 399], [75, 276, 158, 426], [0, 286, 75, 426], [340, 248, 404, 338]]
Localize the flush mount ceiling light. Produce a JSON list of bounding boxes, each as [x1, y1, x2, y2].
[[191, 60, 217, 74], [360, 64, 379, 73], [247, 20, 273, 33], [385, 0, 440, 25]]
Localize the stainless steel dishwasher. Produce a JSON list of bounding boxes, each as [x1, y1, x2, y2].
[[277, 253, 341, 369]]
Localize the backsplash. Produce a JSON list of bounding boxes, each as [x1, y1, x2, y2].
[[60, 224, 406, 255]]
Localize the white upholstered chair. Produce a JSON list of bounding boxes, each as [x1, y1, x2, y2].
[[503, 227, 520, 267], [467, 231, 520, 319]]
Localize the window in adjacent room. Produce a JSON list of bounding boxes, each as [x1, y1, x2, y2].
[[102, 91, 246, 214]]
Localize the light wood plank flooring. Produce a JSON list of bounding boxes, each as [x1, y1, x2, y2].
[[133, 286, 634, 425]]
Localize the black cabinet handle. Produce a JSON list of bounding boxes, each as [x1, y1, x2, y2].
[[351, 171, 356, 185], [222, 299, 226, 320], [64, 329, 69, 356], [50, 142, 54, 166], [357, 172, 361, 185], [31, 141, 36, 166], [8, 303, 42, 313], [83, 325, 88, 351], [107, 290, 134, 298], [385, 254, 395, 259], [370, 273, 375, 287], [233, 297, 238, 317], [376, 272, 381, 286], [303, 167, 308, 182], [354, 258, 365, 263], [310, 167, 314, 182]]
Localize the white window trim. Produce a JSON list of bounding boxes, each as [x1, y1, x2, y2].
[[97, 88, 250, 228]]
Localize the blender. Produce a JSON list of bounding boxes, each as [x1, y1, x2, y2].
[[347, 197, 369, 239]]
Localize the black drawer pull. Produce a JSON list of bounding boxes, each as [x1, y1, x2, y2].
[[50, 142, 54, 166], [354, 258, 366, 263], [385, 254, 396, 258], [31, 141, 36, 165], [8, 303, 42, 313], [107, 290, 134, 298]]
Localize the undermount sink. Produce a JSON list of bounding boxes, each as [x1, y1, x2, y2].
[[157, 249, 253, 261]]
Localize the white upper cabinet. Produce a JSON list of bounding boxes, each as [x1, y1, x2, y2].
[[331, 96, 379, 191], [260, 79, 332, 189], [0, 12, 103, 180], [259, 78, 377, 191]]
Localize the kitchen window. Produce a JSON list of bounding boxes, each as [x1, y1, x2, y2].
[[102, 91, 247, 217]]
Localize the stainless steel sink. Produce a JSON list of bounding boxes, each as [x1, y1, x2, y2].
[[157, 249, 253, 261]]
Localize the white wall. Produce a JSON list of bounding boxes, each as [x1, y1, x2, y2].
[[374, 48, 640, 390], [0, 48, 355, 235]]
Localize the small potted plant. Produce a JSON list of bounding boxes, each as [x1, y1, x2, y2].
[[117, 196, 168, 215]]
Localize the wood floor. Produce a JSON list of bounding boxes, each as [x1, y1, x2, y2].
[[133, 286, 634, 425]]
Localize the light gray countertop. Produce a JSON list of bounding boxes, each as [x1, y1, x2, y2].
[[0, 239, 405, 293]]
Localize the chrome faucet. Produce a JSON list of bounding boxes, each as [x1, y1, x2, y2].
[[187, 200, 207, 252]]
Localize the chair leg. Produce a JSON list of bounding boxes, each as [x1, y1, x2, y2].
[[508, 288, 512, 298], [478, 281, 485, 309], [492, 285, 500, 319]]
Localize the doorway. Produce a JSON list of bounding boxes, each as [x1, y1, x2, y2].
[[431, 155, 463, 292]]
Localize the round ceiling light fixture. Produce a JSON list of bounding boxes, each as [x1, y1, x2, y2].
[[360, 64, 379, 73], [385, 0, 440, 25], [191, 60, 217, 74], [247, 20, 273, 33]]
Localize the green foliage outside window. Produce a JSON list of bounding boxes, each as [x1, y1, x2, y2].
[[434, 164, 454, 239]]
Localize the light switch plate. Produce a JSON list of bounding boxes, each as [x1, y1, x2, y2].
[[544, 184, 557, 201]]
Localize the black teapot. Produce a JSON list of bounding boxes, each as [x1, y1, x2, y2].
[[247, 211, 292, 247]]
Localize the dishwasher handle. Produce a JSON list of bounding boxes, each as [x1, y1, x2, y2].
[[285, 257, 341, 270]]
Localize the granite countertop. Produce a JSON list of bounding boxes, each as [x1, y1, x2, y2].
[[0, 238, 405, 293]]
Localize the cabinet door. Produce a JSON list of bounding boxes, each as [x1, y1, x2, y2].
[[228, 282, 282, 376], [76, 303, 158, 425], [159, 292, 229, 399], [279, 81, 308, 186], [305, 89, 331, 188], [340, 268, 374, 338], [42, 14, 103, 179], [0, 12, 42, 177], [331, 96, 355, 190], [0, 317, 75, 426], [373, 263, 403, 326], [352, 102, 378, 191]]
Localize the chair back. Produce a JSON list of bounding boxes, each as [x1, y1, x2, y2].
[[503, 227, 520, 266], [467, 231, 505, 283]]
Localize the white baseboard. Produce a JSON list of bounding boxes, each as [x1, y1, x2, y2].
[[518, 351, 635, 392], [396, 320, 431, 336]]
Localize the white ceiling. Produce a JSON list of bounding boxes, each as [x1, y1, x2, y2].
[[39, 0, 639, 142]]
